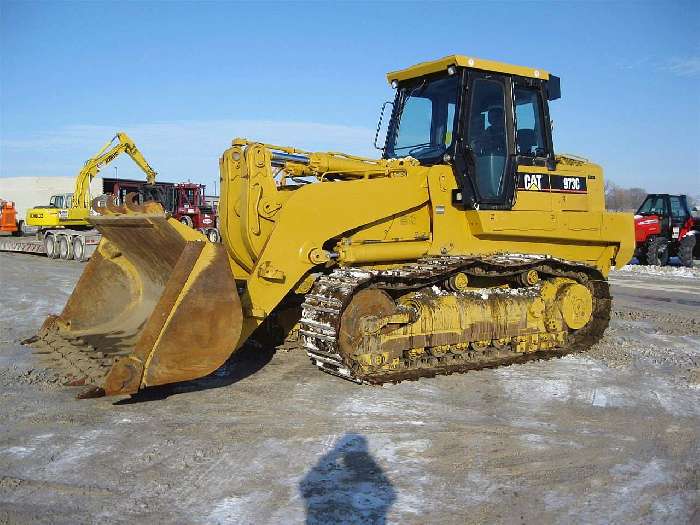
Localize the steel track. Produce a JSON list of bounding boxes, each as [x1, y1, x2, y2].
[[299, 255, 611, 384]]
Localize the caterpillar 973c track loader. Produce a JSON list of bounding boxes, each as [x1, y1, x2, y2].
[[28, 55, 634, 398]]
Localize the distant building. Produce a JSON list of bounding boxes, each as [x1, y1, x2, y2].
[[0, 176, 104, 221]]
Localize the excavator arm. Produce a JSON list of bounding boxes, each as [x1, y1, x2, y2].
[[26, 131, 159, 229], [72, 131, 158, 211]]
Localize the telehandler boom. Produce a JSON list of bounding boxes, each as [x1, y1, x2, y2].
[[28, 55, 634, 398]]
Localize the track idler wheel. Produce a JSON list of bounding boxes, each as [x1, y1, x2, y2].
[[557, 283, 593, 330], [338, 289, 396, 361]]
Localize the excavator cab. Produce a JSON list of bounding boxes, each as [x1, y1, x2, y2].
[[48, 194, 73, 208]]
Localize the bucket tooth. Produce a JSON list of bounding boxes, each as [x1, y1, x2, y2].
[[105, 194, 127, 215]]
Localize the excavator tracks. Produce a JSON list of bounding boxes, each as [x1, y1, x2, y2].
[[299, 254, 611, 385]]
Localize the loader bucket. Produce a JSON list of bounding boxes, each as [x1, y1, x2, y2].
[[37, 200, 242, 397]]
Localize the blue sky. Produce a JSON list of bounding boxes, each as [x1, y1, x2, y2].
[[1, 0, 698, 195]]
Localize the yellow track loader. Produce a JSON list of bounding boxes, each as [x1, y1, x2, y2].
[[28, 55, 634, 398]]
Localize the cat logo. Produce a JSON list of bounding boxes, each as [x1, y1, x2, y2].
[[518, 172, 587, 193], [524, 174, 543, 191]]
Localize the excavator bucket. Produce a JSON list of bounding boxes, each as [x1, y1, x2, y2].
[[33, 196, 242, 397]]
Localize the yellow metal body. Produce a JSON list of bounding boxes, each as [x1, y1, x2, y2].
[[387, 54, 550, 83], [219, 141, 633, 344], [349, 277, 587, 374], [26, 132, 158, 229]]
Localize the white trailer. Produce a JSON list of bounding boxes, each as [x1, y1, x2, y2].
[[0, 229, 100, 261]]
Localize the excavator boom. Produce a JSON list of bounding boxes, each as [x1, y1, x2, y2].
[[72, 131, 158, 210]]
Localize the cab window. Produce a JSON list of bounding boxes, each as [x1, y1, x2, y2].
[[385, 75, 459, 163], [514, 87, 546, 157], [637, 196, 667, 215], [669, 196, 688, 220]]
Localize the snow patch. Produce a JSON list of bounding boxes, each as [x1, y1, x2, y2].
[[1, 446, 35, 458], [207, 492, 270, 524], [612, 264, 700, 279], [588, 386, 632, 408]]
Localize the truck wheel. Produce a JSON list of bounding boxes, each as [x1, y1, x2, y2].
[[180, 215, 194, 228], [678, 235, 696, 267], [12, 220, 23, 237], [644, 236, 669, 266], [44, 234, 58, 259], [207, 228, 220, 243], [58, 236, 73, 260], [73, 237, 86, 262]]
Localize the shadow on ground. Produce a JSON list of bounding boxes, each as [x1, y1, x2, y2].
[[114, 341, 276, 405], [300, 433, 396, 525]]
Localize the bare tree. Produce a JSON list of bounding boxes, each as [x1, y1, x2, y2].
[[604, 181, 647, 211]]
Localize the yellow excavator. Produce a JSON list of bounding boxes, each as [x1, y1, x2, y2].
[[25, 132, 158, 260], [27, 55, 634, 398]]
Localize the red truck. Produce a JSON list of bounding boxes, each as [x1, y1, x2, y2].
[[136, 181, 220, 242], [172, 183, 219, 242], [634, 194, 698, 267]]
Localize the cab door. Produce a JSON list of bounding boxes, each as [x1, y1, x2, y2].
[[668, 195, 689, 240], [462, 72, 517, 210]]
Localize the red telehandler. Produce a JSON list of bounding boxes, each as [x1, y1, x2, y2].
[[634, 194, 698, 266]]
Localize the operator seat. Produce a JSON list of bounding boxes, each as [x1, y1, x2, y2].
[[516, 129, 537, 156]]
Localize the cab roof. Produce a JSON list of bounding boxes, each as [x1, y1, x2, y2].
[[387, 55, 550, 83]]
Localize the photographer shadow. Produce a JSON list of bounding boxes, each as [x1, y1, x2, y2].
[[300, 433, 396, 525]]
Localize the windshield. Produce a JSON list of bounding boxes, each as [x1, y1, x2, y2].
[[637, 195, 666, 216], [384, 74, 459, 163]]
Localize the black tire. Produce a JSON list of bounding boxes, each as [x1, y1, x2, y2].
[[207, 228, 220, 243], [58, 236, 73, 260], [643, 236, 669, 266], [44, 234, 58, 259], [179, 215, 194, 228], [11, 220, 22, 237], [678, 235, 696, 267], [73, 237, 86, 262]]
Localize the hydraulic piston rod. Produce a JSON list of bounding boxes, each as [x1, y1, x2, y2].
[[271, 151, 310, 167]]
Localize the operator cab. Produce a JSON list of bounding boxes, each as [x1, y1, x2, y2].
[[49, 193, 73, 208], [383, 55, 560, 210], [636, 194, 692, 237]]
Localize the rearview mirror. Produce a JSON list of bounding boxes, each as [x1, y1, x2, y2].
[[373, 101, 394, 151]]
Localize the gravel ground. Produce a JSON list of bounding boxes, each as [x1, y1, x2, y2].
[[0, 253, 698, 524]]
